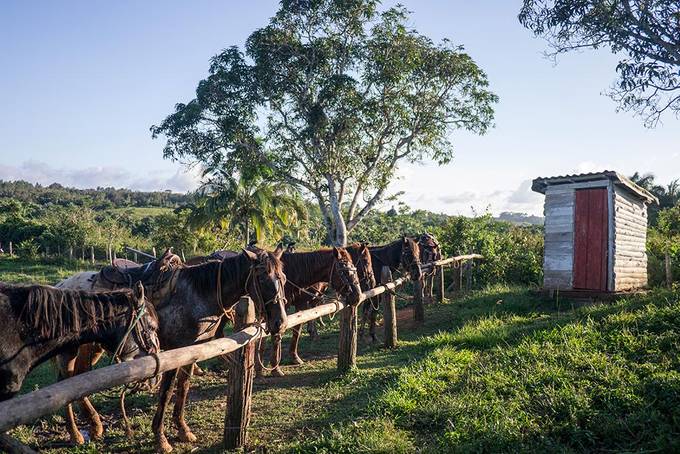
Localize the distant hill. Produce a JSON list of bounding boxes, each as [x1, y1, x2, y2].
[[495, 211, 544, 225], [0, 180, 191, 210]]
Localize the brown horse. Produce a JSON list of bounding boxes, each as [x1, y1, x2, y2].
[[262, 246, 362, 377], [282, 243, 376, 369], [0, 282, 159, 401], [360, 237, 422, 342], [150, 246, 287, 453], [54, 250, 182, 444]]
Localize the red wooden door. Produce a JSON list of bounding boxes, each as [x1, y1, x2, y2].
[[573, 188, 608, 290]]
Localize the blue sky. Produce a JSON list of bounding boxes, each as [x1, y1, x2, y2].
[[1, 1, 678, 216]]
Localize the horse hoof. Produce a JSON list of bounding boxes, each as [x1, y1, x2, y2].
[[91, 424, 104, 440], [290, 355, 304, 365], [70, 432, 85, 445], [156, 437, 173, 453], [179, 430, 197, 443], [270, 367, 285, 377]]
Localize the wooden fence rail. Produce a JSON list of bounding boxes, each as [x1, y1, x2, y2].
[[0, 254, 481, 449]]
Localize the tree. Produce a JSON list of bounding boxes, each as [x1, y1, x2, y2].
[[519, 0, 680, 127], [152, 0, 497, 245], [186, 170, 307, 245], [648, 205, 680, 287], [629, 172, 680, 224]]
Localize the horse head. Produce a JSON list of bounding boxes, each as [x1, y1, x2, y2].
[[243, 246, 288, 335], [329, 247, 362, 306], [401, 237, 423, 281]]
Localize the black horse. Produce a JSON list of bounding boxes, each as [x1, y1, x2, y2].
[[0, 281, 159, 401]]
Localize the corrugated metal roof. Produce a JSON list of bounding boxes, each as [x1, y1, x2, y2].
[[531, 170, 659, 204]]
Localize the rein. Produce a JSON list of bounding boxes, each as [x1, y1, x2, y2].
[[109, 302, 152, 365]]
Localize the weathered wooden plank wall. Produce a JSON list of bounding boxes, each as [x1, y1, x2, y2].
[[543, 187, 575, 289], [612, 186, 649, 290]]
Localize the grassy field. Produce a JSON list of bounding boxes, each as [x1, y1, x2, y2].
[[0, 256, 101, 285], [2, 258, 679, 453]]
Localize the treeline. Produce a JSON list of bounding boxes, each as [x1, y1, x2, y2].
[[0, 180, 190, 209], [0, 198, 231, 262]]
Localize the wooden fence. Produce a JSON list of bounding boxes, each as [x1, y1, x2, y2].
[[0, 254, 481, 451]]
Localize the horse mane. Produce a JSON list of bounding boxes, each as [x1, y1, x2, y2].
[[14, 285, 134, 340], [282, 248, 349, 279], [181, 248, 284, 296]]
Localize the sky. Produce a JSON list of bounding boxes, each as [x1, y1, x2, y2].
[[1, 1, 678, 217]]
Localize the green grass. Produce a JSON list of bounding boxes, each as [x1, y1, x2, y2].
[[2, 257, 679, 453], [106, 206, 173, 219], [0, 256, 100, 285]]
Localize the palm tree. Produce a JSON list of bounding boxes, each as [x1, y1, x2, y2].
[[187, 171, 307, 246]]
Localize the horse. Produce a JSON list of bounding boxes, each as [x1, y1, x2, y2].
[[360, 237, 422, 342], [58, 247, 288, 453], [0, 282, 159, 402], [418, 233, 443, 303], [277, 243, 375, 372], [151, 246, 288, 452], [54, 249, 182, 444]]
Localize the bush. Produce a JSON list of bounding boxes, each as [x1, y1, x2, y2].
[[438, 214, 543, 287]]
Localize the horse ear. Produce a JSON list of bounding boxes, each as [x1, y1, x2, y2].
[[273, 243, 284, 259], [132, 281, 145, 303], [403, 236, 409, 244], [242, 248, 258, 261], [332, 246, 342, 259]]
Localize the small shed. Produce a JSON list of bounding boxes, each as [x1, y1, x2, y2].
[[532, 171, 658, 293]]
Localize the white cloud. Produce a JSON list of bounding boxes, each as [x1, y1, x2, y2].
[[0, 160, 201, 193]]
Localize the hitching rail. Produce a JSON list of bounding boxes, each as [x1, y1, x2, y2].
[[0, 253, 482, 444]]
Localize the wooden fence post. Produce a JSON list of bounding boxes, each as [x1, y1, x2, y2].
[[413, 279, 424, 322], [437, 265, 445, 303], [90, 246, 95, 265], [224, 296, 256, 450], [337, 299, 357, 373], [382, 266, 397, 349], [152, 247, 157, 258], [8, 242, 12, 257]]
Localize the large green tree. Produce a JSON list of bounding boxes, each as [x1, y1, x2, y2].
[[152, 0, 496, 246], [519, 0, 680, 127]]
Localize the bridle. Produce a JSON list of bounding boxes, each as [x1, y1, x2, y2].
[[215, 254, 286, 333], [418, 234, 441, 276], [328, 256, 360, 299], [110, 300, 159, 365], [401, 241, 422, 279], [353, 251, 375, 290]]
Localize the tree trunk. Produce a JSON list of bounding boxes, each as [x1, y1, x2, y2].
[[326, 175, 348, 247], [244, 219, 250, 246], [665, 252, 673, 289]]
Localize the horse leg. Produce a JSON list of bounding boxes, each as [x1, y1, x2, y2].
[[172, 364, 197, 443], [270, 334, 284, 377], [369, 307, 378, 343], [152, 368, 179, 453], [306, 320, 319, 340], [54, 351, 84, 445], [288, 325, 304, 365], [74, 344, 105, 439], [359, 301, 369, 340], [425, 274, 434, 304], [255, 339, 265, 378]]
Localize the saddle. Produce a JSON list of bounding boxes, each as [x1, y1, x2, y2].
[[99, 249, 182, 289]]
